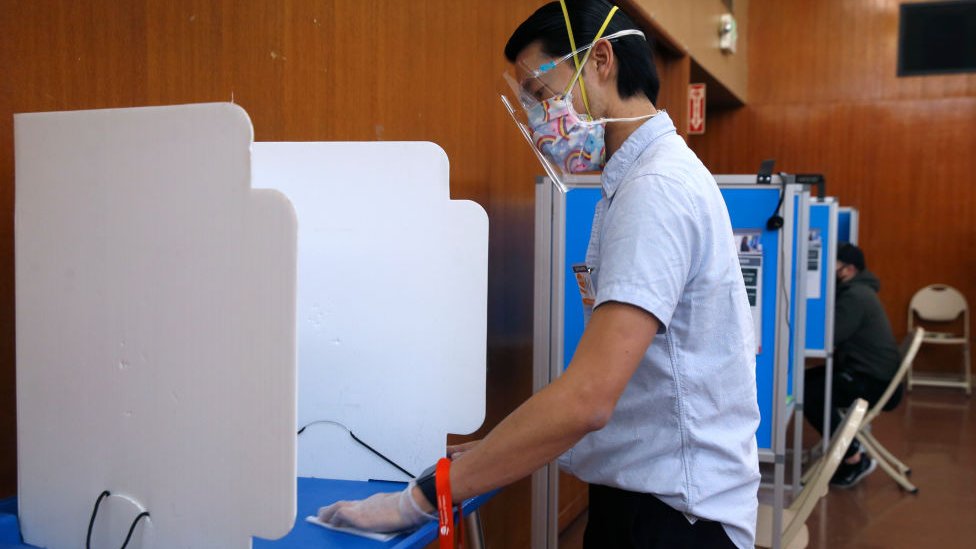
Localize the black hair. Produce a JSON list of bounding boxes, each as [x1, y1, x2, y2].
[[504, 0, 660, 104], [837, 242, 866, 271]]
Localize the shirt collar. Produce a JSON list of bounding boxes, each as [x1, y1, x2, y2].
[[601, 111, 676, 199]]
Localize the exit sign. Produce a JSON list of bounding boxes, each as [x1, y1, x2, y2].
[[688, 83, 706, 135]]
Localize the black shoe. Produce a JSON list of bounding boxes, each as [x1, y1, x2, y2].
[[830, 456, 877, 489]]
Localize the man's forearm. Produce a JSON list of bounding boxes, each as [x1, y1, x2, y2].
[[445, 374, 604, 502], [414, 302, 658, 507]]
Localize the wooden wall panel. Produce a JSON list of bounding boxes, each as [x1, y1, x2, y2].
[[630, 0, 749, 102], [747, 0, 976, 105], [690, 0, 976, 374], [616, 0, 693, 136], [655, 52, 691, 138], [0, 1, 566, 545]]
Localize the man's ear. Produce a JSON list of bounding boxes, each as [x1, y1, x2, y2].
[[589, 39, 615, 83]]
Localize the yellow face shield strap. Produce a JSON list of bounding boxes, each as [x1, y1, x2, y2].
[[559, 1, 619, 118]]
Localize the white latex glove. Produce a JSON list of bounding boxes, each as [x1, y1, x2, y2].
[[317, 482, 436, 533]]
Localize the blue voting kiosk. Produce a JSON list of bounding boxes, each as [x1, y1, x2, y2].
[[534, 174, 810, 549], [805, 199, 838, 356], [838, 206, 859, 245], [805, 199, 839, 461], [713, 175, 810, 522]]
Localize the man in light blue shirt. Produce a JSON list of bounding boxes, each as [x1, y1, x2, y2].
[[563, 98, 761, 549], [317, 2, 759, 547]]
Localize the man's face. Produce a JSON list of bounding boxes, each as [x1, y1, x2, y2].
[[836, 262, 856, 283], [514, 40, 589, 114]]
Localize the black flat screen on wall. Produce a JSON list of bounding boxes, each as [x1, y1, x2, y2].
[[898, 1, 976, 76]]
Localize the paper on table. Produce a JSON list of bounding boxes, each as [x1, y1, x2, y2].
[[305, 515, 398, 542]]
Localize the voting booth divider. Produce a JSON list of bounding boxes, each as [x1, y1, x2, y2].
[[533, 174, 811, 549], [12, 103, 491, 549]]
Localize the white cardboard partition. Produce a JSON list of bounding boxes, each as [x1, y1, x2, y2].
[[15, 104, 298, 548], [253, 142, 488, 482]]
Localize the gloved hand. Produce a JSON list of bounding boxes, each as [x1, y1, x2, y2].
[[317, 481, 436, 533]]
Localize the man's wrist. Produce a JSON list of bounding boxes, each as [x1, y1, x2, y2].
[[415, 464, 438, 509], [411, 484, 436, 514]]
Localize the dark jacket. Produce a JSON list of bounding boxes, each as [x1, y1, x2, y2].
[[834, 270, 900, 382]]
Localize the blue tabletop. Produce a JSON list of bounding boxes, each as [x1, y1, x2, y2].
[[0, 496, 33, 548], [256, 477, 493, 548], [1, 480, 493, 549]]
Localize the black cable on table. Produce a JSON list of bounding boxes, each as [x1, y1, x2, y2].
[[85, 490, 151, 549], [298, 419, 416, 478], [120, 511, 151, 549], [348, 431, 415, 479], [86, 490, 111, 549]]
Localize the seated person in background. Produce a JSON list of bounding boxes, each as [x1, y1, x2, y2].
[[804, 243, 900, 488]]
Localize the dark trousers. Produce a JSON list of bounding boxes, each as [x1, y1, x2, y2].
[[803, 365, 893, 458], [583, 484, 736, 549]]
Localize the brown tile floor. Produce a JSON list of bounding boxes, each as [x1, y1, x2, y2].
[[559, 386, 976, 548], [804, 387, 975, 549]]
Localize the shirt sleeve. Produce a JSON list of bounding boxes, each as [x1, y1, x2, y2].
[[593, 173, 700, 331]]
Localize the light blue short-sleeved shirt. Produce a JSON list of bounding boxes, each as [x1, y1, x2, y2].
[[561, 112, 761, 548]]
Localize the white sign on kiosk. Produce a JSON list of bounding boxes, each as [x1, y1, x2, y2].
[[735, 230, 763, 354], [807, 228, 822, 299]]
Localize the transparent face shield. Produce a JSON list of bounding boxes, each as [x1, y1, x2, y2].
[[499, 29, 649, 190]]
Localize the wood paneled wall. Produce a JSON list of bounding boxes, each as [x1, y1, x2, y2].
[[0, 0, 692, 545], [630, 0, 749, 102], [690, 0, 976, 369]]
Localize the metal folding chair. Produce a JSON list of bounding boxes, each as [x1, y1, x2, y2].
[[756, 400, 868, 549], [908, 285, 971, 395], [856, 328, 925, 493]]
